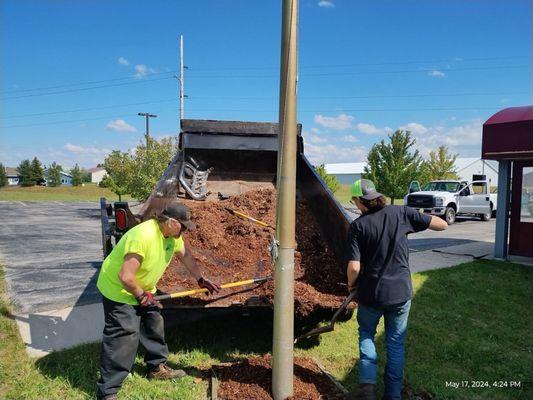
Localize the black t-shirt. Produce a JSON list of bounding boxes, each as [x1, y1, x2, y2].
[[345, 205, 431, 307]]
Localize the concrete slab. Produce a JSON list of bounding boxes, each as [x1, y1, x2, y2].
[[14, 301, 104, 358]]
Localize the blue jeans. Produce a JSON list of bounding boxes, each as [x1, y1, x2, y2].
[[357, 300, 411, 400]]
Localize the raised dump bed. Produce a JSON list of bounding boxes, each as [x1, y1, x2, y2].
[[101, 119, 352, 320]]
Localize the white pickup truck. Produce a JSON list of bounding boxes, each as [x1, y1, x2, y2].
[[404, 180, 497, 225]]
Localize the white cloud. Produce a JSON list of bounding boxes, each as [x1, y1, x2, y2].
[[106, 119, 137, 133], [428, 70, 446, 78], [118, 57, 130, 66], [64, 143, 112, 156], [134, 64, 156, 79], [318, 1, 335, 7], [314, 113, 354, 130], [305, 142, 366, 164], [342, 135, 359, 143], [303, 130, 328, 144], [355, 123, 392, 136], [399, 122, 428, 134], [412, 120, 483, 157]]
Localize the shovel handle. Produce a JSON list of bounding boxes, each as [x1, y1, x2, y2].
[[154, 276, 271, 301]]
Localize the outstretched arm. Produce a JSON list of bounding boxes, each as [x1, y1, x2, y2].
[[428, 215, 448, 231], [175, 245, 202, 280]]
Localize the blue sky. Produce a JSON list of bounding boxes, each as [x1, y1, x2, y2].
[[1, 0, 531, 169]]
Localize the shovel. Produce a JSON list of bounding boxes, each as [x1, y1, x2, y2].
[[224, 207, 275, 230], [154, 275, 272, 301], [295, 290, 358, 343]]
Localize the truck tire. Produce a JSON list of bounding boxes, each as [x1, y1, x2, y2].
[[480, 209, 491, 221], [443, 207, 456, 225]]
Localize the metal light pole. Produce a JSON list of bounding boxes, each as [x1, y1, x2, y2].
[[272, 0, 298, 399], [137, 112, 158, 146], [175, 35, 187, 125]]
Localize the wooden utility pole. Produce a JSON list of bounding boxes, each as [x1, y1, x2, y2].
[[272, 0, 298, 399], [137, 112, 157, 146]]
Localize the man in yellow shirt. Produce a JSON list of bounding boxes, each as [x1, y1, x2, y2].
[[96, 201, 220, 400]]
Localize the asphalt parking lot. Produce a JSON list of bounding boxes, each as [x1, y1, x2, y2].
[[0, 201, 103, 313], [0, 201, 495, 314]]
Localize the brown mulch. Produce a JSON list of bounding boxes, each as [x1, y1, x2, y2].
[[158, 188, 349, 316], [210, 355, 345, 400]]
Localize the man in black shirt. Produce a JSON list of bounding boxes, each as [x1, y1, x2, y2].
[[346, 179, 447, 400]]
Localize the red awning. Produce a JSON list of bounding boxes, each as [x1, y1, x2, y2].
[[482, 106, 533, 160]]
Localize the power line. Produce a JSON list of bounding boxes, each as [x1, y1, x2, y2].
[[185, 64, 528, 79], [0, 70, 178, 95], [189, 55, 532, 71], [1, 91, 526, 120], [0, 99, 176, 119], [0, 106, 502, 129], [1, 76, 174, 100]]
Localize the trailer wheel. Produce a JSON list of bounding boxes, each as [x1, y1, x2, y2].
[[443, 207, 456, 225]]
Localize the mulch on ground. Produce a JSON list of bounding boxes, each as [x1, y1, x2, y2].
[[158, 188, 349, 316], [209, 355, 345, 400]]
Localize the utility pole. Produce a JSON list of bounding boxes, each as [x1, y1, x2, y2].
[[174, 35, 187, 125], [137, 112, 157, 146], [272, 0, 298, 399]]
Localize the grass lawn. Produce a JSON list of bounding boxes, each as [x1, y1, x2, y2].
[[1, 260, 531, 399], [0, 184, 133, 202], [335, 184, 404, 206]]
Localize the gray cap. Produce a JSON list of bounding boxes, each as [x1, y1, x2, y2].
[[163, 200, 196, 230]]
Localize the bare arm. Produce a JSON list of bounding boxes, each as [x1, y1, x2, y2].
[[428, 215, 448, 231], [175, 244, 202, 281], [347, 260, 361, 292], [118, 253, 144, 298]]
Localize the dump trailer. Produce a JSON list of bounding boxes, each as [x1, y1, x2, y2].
[[100, 119, 352, 321]]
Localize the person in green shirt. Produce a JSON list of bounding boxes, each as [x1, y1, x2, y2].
[[96, 200, 220, 400]]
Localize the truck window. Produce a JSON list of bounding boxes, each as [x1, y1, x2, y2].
[[472, 182, 487, 194]]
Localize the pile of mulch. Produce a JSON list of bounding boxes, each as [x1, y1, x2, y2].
[[209, 355, 345, 400], [158, 188, 349, 316]]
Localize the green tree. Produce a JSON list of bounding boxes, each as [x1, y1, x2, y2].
[[420, 146, 459, 184], [30, 157, 45, 185], [70, 164, 83, 186], [17, 159, 34, 186], [314, 164, 340, 194], [81, 169, 92, 183], [0, 163, 7, 187], [363, 130, 422, 204], [103, 150, 134, 201], [127, 136, 177, 201], [47, 162, 63, 187]]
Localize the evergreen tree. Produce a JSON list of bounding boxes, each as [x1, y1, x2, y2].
[[47, 162, 63, 187], [363, 130, 422, 204], [17, 159, 34, 186], [70, 164, 83, 186], [0, 163, 7, 187], [30, 157, 45, 185]]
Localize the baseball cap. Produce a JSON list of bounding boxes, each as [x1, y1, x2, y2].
[[350, 179, 383, 200], [162, 200, 196, 230]]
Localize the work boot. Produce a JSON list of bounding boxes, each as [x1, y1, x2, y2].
[[345, 383, 377, 400], [99, 395, 118, 400], [147, 363, 186, 380]]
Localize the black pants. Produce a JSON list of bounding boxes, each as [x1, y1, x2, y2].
[[96, 296, 168, 398]]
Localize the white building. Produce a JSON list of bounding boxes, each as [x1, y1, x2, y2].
[[324, 162, 367, 184], [5, 167, 20, 185], [324, 158, 499, 187], [88, 167, 106, 184]]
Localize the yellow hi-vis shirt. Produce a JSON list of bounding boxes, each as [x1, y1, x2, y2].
[[97, 219, 185, 305]]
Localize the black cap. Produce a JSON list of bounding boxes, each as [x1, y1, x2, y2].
[[162, 201, 196, 230]]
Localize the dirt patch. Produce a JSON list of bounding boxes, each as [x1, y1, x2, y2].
[[158, 188, 349, 316], [209, 355, 345, 400]]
